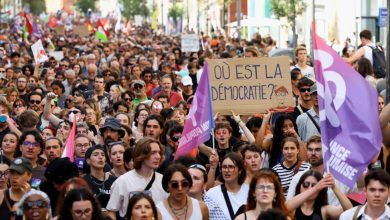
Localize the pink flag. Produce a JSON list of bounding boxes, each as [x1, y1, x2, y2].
[[61, 116, 77, 162], [174, 63, 214, 159]]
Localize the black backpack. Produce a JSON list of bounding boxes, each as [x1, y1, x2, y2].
[[368, 45, 387, 78]]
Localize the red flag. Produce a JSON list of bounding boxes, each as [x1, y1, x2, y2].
[[97, 19, 109, 37], [24, 14, 33, 36], [86, 20, 94, 32], [48, 15, 57, 28]]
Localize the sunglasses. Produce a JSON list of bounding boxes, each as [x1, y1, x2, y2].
[[72, 208, 92, 217], [0, 70, 5, 73], [29, 100, 41, 104], [189, 164, 207, 174], [129, 190, 152, 199], [299, 88, 311, 93], [170, 180, 190, 189], [103, 73, 111, 76], [69, 110, 80, 114], [302, 181, 317, 188], [24, 200, 47, 209], [14, 104, 24, 108], [134, 84, 143, 89], [170, 135, 181, 142], [124, 98, 133, 102], [74, 93, 83, 97]]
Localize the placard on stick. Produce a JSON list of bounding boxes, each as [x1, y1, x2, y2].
[[207, 57, 294, 115], [73, 25, 90, 37], [181, 34, 200, 52]]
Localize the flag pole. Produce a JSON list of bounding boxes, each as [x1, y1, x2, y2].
[[211, 128, 215, 151]]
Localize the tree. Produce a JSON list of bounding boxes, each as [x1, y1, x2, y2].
[[22, 0, 46, 15], [271, 0, 306, 48], [120, 0, 149, 20], [168, 2, 183, 31], [76, 0, 97, 15]]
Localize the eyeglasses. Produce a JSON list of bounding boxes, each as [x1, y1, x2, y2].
[[0, 170, 9, 179], [302, 181, 317, 188], [256, 185, 275, 192], [170, 180, 190, 189], [170, 135, 181, 142], [24, 200, 48, 210], [129, 190, 152, 199], [29, 100, 41, 104], [299, 88, 311, 93], [75, 143, 90, 148], [189, 164, 207, 174], [69, 110, 80, 114], [23, 141, 40, 148], [72, 208, 92, 217], [221, 165, 236, 170]]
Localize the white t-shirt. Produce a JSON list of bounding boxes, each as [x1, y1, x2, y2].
[[286, 167, 359, 206], [106, 170, 168, 217], [292, 65, 314, 80], [363, 43, 375, 65], [205, 184, 249, 219], [339, 204, 390, 220]]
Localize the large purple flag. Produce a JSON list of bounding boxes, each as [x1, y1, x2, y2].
[[312, 24, 382, 188], [174, 63, 214, 159]]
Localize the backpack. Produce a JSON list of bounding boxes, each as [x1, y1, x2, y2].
[[368, 45, 387, 78]]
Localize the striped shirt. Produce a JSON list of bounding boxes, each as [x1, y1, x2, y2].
[[272, 161, 311, 197]]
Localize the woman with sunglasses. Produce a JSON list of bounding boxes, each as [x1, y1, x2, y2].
[[158, 163, 209, 220], [126, 192, 159, 220], [12, 99, 26, 118], [57, 188, 104, 220], [16, 189, 51, 220], [235, 169, 293, 220], [206, 153, 248, 219], [286, 170, 352, 220]]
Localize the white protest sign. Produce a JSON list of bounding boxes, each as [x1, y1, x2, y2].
[[31, 40, 49, 63], [49, 51, 64, 61], [181, 34, 200, 52]]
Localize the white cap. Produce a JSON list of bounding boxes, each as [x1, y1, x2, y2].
[[181, 76, 193, 86]]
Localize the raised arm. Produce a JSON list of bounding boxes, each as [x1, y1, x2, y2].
[[43, 92, 63, 127], [255, 111, 273, 152], [231, 111, 255, 144], [285, 174, 333, 211], [324, 176, 353, 219]]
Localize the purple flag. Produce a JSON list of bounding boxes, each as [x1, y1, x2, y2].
[[174, 63, 214, 159], [312, 24, 382, 188]]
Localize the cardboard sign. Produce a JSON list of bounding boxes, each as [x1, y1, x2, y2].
[[31, 40, 49, 64], [181, 34, 200, 52], [74, 25, 90, 37], [48, 51, 64, 61], [207, 57, 294, 115]]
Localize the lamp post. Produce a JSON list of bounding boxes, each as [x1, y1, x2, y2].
[[237, 0, 241, 40]]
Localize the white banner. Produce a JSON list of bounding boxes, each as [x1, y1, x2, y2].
[[31, 40, 48, 64]]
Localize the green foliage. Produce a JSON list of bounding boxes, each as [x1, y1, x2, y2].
[[76, 0, 97, 14], [22, 0, 46, 15], [168, 3, 183, 22], [270, 0, 306, 23], [121, 0, 149, 20]]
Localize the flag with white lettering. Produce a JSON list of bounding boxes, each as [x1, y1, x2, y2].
[[174, 63, 214, 159], [312, 23, 382, 187]]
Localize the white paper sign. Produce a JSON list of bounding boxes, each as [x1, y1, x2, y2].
[[31, 40, 49, 63], [181, 34, 200, 52], [48, 51, 64, 61]]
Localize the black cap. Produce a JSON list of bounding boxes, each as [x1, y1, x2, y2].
[[9, 157, 32, 174], [99, 117, 125, 138]]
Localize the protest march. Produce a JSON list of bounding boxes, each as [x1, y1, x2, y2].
[[0, 5, 388, 220]]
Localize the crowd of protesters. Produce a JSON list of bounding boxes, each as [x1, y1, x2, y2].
[[0, 14, 388, 220]]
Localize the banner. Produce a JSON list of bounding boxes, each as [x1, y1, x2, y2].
[[181, 34, 200, 52], [312, 24, 382, 188], [31, 40, 48, 63], [175, 63, 214, 159], [207, 57, 293, 115]]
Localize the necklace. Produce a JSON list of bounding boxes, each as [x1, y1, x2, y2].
[[168, 197, 188, 220]]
